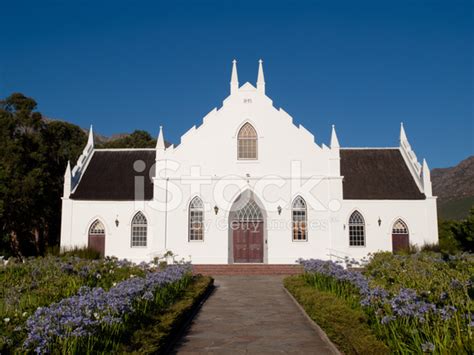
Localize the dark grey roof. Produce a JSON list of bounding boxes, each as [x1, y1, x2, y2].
[[340, 149, 425, 200], [70, 148, 425, 201], [70, 150, 155, 200]]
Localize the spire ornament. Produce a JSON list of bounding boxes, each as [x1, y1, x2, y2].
[[257, 59, 265, 94]]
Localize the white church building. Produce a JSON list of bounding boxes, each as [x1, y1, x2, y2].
[[60, 60, 438, 264]]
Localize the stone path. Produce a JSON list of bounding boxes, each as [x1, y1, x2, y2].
[[172, 275, 339, 354]]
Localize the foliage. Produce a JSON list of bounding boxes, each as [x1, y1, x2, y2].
[[0, 255, 146, 351], [438, 207, 474, 253], [119, 275, 213, 353], [22, 264, 191, 354], [299, 254, 473, 354], [0, 93, 86, 258], [284, 276, 389, 355], [98, 130, 156, 148]]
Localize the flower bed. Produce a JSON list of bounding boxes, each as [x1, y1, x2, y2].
[[0, 256, 146, 351], [23, 264, 191, 353], [299, 253, 473, 354]]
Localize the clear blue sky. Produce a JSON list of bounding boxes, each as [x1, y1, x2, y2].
[[1, 0, 472, 168]]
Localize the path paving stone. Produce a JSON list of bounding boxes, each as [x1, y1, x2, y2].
[[173, 275, 339, 354]]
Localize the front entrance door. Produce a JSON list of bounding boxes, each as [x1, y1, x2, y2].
[[233, 222, 264, 263]]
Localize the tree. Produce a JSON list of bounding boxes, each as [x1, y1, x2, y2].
[[0, 93, 86, 257], [99, 130, 156, 148]]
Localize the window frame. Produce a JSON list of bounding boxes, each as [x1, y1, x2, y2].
[[89, 219, 105, 235], [189, 197, 205, 242], [292, 196, 308, 242], [237, 122, 258, 160], [392, 219, 409, 234], [348, 210, 365, 247], [131, 211, 148, 248]]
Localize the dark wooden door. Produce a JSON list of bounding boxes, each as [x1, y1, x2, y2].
[[233, 222, 263, 263], [392, 233, 409, 253], [88, 234, 105, 257]]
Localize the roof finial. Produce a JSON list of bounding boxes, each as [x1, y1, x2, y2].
[[230, 59, 239, 95], [422, 158, 432, 196], [257, 59, 265, 94], [156, 125, 165, 150], [63, 161, 71, 198], [87, 125, 94, 148], [400, 122, 408, 144], [330, 124, 340, 148]]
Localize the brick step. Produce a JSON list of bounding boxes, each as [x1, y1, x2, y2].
[[193, 264, 303, 276]]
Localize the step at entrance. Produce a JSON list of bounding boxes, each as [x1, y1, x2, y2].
[[193, 264, 303, 276]]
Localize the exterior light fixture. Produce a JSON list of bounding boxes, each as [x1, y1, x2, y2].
[[277, 206, 282, 215], [214, 205, 219, 215], [115, 217, 119, 227], [378, 217, 382, 227]]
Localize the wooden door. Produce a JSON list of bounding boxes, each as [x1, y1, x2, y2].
[[88, 234, 105, 257], [392, 233, 409, 253], [233, 222, 263, 263]]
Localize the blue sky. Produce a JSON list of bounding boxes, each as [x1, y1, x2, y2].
[[0, 0, 472, 168]]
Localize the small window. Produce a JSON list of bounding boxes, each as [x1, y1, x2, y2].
[[292, 196, 307, 241], [349, 211, 365, 246], [131, 212, 147, 247], [238, 123, 257, 159], [392, 219, 408, 234], [189, 197, 204, 241], [89, 219, 105, 235]]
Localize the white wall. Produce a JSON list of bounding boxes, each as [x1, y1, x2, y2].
[[60, 69, 439, 264]]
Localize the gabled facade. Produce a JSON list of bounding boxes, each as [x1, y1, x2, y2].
[[60, 60, 438, 263]]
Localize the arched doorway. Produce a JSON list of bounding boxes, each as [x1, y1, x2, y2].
[[392, 219, 409, 253], [229, 191, 265, 263], [88, 219, 105, 257]]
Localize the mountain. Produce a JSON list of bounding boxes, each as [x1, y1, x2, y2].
[[431, 156, 474, 220]]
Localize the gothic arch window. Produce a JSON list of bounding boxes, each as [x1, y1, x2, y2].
[[292, 196, 307, 241], [349, 210, 365, 246], [236, 200, 263, 222], [238, 123, 258, 160], [189, 197, 204, 241], [131, 212, 147, 247], [89, 219, 105, 235], [392, 219, 409, 234]]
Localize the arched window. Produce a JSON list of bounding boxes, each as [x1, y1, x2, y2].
[[89, 219, 105, 235], [238, 123, 258, 159], [392, 219, 408, 234], [349, 211, 365, 246], [292, 196, 307, 241], [236, 200, 263, 222], [189, 197, 204, 241], [131, 212, 147, 247]]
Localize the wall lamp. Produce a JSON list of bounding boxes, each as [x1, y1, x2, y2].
[[214, 205, 219, 215], [378, 217, 382, 227], [277, 206, 282, 215], [115, 217, 120, 227]]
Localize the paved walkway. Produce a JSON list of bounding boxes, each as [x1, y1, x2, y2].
[[173, 276, 339, 354]]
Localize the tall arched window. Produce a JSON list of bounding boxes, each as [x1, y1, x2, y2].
[[349, 211, 365, 246], [131, 212, 147, 247], [189, 197, 204, 241], [292, 196, 307, 241], [238, 123, 258, 159]]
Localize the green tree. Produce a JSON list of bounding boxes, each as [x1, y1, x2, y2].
[[0, 93, 86, 258], [99, 130, 156, 148]]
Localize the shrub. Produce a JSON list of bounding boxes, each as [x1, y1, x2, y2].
[[299, 255, 473, 354]]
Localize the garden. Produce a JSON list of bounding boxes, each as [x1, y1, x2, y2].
[[0, 252, 212, 354], [285, 252, 474, 354]]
